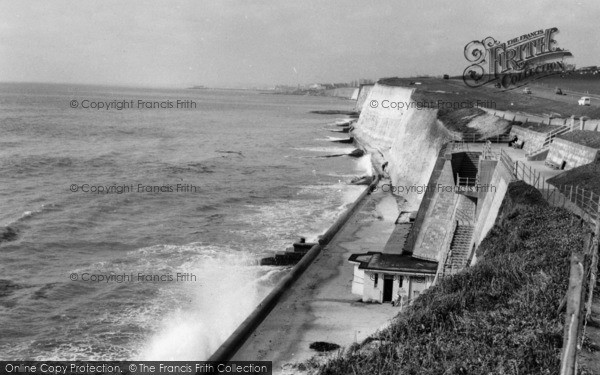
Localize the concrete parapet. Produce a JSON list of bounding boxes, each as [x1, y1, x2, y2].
[[410, 159, 457, 262], [510, 126, 548, 154], [546, 138, 600, 170], [470, 160, 512, 265]]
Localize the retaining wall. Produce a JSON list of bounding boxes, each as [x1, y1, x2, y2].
[[410, 159, 457, 262], [470, 161, 513, 265], [546, 138, 600, 170], [510, 126, 548, 154]]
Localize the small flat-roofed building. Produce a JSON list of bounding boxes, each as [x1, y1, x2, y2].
[[348, 252, 437, 304]]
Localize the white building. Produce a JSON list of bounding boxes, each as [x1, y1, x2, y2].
[[348, 252, 437, 304]]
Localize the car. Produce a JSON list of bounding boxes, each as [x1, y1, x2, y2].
[[523, 87, 532, 94], [578, 96, 591, 106], [555, 87, 563, 95]]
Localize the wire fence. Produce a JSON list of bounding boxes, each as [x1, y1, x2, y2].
[[511, 159, 600, 224], [498, 150, 599, 375]]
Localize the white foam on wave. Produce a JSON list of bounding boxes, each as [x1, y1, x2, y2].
[[136, 247, 283, 360], [130, 182, 366, 360], [232, 183, 364, 244], [292, 146, 355, 154], [355, 154, 373, 176]]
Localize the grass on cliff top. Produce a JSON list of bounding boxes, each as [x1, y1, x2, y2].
[[316, 181, 588, 375], [377, 77, 600, 119], [556, 130, 600, 149]]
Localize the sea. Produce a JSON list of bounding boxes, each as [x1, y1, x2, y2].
[[0, 83, 371, 360]]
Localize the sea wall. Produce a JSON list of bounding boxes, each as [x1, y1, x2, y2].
[[546, 138, 599, 170], [353, 83, 451, 210], [210, 178, 380, 361]]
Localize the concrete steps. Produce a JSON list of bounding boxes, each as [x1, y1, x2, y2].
[[455, 196, 477, 224], [444, 225, 474, 273]]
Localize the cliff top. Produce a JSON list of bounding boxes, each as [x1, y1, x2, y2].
[[376, 77, 600, 119], [548, 158, 600, 195], [556, 130, 600, 148]]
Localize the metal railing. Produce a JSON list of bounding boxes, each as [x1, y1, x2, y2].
[[499, 149, 516, 178], [513, 161, 600, 224], [500, 154, 599, 374], [525, 125, 571, 158], [459, 133, 514, 143], [456, 173, 477, 187], [449, 134, 513, 153], [440, 220, 459, 278]]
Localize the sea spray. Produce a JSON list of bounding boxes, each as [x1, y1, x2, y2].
[[138, 250, 280, 360], [356, 154, 373, 176]]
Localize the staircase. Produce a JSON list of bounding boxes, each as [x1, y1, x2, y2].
[[456, 152, 480, 186], [454, 195, 477, 224], [525, 125, 571, 160], [443, 224, 474, 274]]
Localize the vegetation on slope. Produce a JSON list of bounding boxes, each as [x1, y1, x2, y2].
[[548, 159, 600, 196], [317, 181, 588, 375], [436, 107, 486, 133]]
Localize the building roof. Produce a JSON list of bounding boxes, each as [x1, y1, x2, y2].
[[348, 252, 438, 275]]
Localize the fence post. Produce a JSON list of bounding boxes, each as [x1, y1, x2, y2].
[[560, 251, 585, 375], [586, 215, 600, 322], [570, 186, 573, 205]]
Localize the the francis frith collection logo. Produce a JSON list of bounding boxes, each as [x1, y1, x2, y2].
[[463, 27, 573, 89]]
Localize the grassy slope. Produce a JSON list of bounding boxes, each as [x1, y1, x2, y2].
[[318, 181, 588, 375], [548, 159, 600, 196], [530, 73, 600, 96], [378, 77, 600, 119], [436, 107, 486, 134]]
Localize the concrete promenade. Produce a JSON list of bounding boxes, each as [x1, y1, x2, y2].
[[232, 184, 403, 373]]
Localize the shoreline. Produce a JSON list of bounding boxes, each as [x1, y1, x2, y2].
[[232, 179, 404, 373]]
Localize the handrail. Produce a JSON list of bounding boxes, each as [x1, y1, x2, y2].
[[456, 174, 477, 187], [459, 133, 513, 144], [525, 125, 571, 157], [441, 220, 459, 278], [434, 195, 460, 284], [498, 148, 600, 373]]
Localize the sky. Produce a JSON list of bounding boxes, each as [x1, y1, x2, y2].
[[0, 0, 598, 88]]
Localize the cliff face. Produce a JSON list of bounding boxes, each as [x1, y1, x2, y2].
[[354, 84, 374, 112], [353, 83, 451, 209]]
